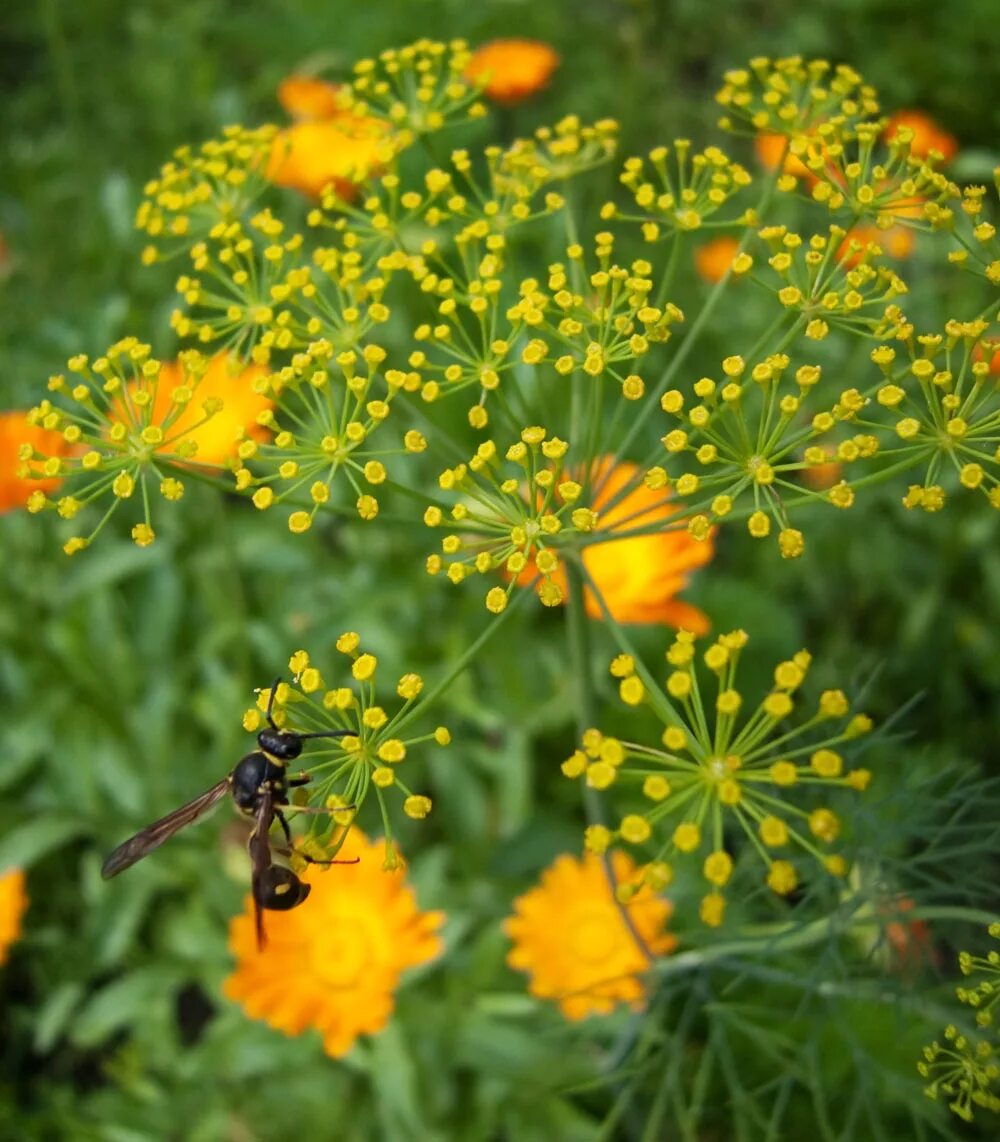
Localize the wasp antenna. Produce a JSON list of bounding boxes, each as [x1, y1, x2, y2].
[[265, 676, 282, 729]]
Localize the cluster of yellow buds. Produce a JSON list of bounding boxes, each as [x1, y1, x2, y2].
[[563, 630, 872, 926]]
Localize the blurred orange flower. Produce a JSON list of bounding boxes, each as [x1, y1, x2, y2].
[[142, 353, 271, 466], [277, 75, 343, 121], [753, 133, 818, 180], [267, 115, 390, 200], [505, 850, 676, 1020], [1, 411, 68, 512], [837, 223, 916, 268], [0, 869, 27, 965], [223, 830, 444, 1058], [800, 444, 843, 490], [973, 335, 1000, 376], [882, 896, 935, 976], [694, 236, 741, 284], [465, 39, 559, 105], [884, 110, 957, 163], [544, 458, 714, 630]]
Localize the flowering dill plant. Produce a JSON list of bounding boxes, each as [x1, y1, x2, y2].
[[562, 629, 872, 926], [13, 38, 1000, 1136]]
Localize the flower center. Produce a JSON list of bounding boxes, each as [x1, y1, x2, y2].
[[569, 908, 621, 964], [307, 905, 372, 988], [706, 756, 729, 781]]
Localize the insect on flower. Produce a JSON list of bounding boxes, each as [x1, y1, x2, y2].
[[101, 680, 357, 946]]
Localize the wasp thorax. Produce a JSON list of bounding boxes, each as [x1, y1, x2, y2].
[[258, 726, 304, 760]]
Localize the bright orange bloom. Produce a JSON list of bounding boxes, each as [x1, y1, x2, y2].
[[0, 411, 68, 512], [143, 353, 271, 466], [267, 116, 389, 200], [801, 444, 843, 490], [753, 133, 817, 180], [505, 850, 676, 1020], [884, 110, 958, 163], [549, 458, 714, 630], [223, 830, 444, 1058], [973, 335, 1000, 376], [0, 869, 27, 965], [837, 223, 916, 268], [465, 39, 559, 105], [694, 236, 741, 284], [277, 75, 343, 121]]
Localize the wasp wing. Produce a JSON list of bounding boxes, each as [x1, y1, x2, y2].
[[248, 787, 275, 950], [101, 779, 230, 879]]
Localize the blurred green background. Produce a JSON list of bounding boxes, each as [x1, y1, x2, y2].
[[2, 1, 999, 1138]]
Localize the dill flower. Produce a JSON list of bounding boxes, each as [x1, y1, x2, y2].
[[607, 142, 751, 240], [1, 411, 68, 512], [135, 125, 276, 265], [243, 644, 446, 856], [233, 342, 417, 532], [24, 342, 270, 551], [884, 109, 958, 163], [267, 115, 392, 201], [504, 850, 676, 1020], [0, 869, 27, 965], [921, 925, 1000, 1122], [717, 57, 879, 139], [563, 630, 873, 924], [339, 39, 485, 137], [466, 39, 560, 105], [426, 427, 602, 612], [694, 235, 742, 284], [223, 829, 444, 1058], [277, 75, 343, 121], [858, 320, 1000, 512], [547, 457, 715, 630]]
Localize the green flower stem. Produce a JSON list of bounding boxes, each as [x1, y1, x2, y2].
[[614, 164, 785, 465], [564, 554, 657, 960], [389, 585, 529, 737], [651, 902, 1000, 981]]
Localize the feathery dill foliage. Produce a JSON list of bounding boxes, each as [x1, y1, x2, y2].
[[14, 38, 1000, 1135]]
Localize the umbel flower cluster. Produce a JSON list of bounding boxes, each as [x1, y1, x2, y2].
[[563, 629, 871, 926], [15, 44, 999, 576]]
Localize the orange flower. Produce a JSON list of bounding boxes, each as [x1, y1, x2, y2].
[[884, 110, 957, 163], [0, 869, 28, 965], [972, 335, 1000, 376], [141, 353, 271, 466], [694, 236, 741, 284], [548, 458, 714, 630], [0, 410, 68, 512], [882, 896, 936, 976], [465, 39, 559, 105], [837, 223, 916, 268], [505, 850, 675, 1020], [800, 444, 843, 490], [277, 75, 343, 121], [223, 830, 444, 1058], [753, 133, 817, 180], [266, 115, 390, 200]]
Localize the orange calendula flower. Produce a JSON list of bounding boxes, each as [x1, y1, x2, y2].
[[1, 411, 67, 512], [0, 869, 28, 965], [267, 115, 390, 201], [223, 830, 444, 1058], [145, 353, 271, 466], [277, 75, 343, 121], [505, 850, 675, 1020], [465, 39, 560, 105], [837, 223, 916, 268], [884, 109, 958, 163], [694, 236, 741, 284], [554, 458, 714, 630]]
